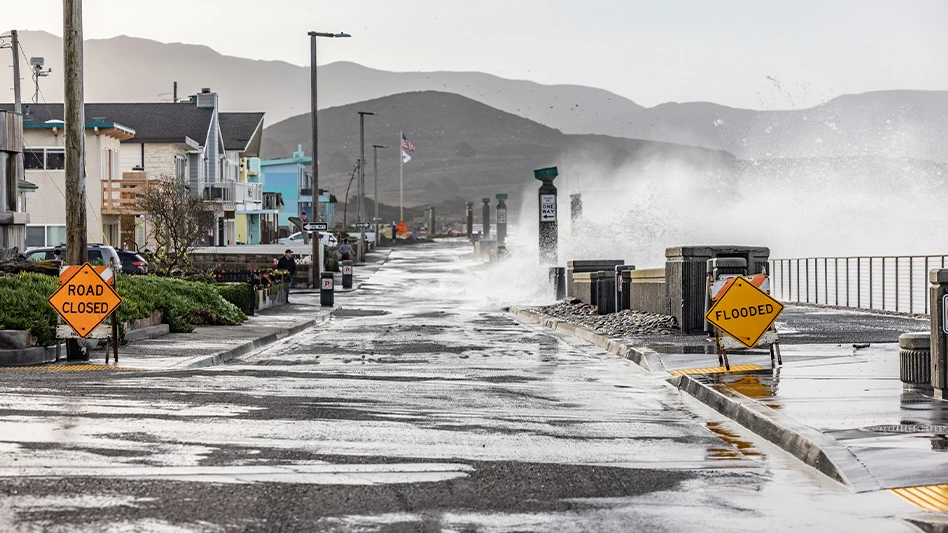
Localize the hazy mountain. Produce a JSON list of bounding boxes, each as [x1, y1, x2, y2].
[[264, 91, 737, 210], [8, 31, 948, 162]]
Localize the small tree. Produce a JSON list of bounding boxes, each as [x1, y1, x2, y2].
[[136, 178, 216, 275]]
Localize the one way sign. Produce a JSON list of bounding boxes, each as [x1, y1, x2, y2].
[[303, 222, 328, 232]]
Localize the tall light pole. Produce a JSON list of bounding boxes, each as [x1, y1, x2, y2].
[[307, 30, 349, 286], [372, 144, 386, 246], [357, 111, 374, 261]]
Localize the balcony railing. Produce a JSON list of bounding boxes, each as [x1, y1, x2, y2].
[[203, 182, 237, 211], [771, 255, 948, 316], [236, 182, 263, 210], [101, 178, 162, 215]]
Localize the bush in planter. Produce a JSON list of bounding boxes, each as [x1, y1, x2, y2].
[[215, 283, 253, 314], [115, 275, 246, 332], [0, 272, 59, 346]]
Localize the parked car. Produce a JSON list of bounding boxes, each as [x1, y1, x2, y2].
[[115, 249, 149, 275], [23, 244, 123, 269], [278, 231, 338, 247]]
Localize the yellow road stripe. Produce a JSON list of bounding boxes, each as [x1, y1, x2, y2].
[[1, 364, 131, 372], [892, 485, 948, 511], [669, 364, 763, 376]]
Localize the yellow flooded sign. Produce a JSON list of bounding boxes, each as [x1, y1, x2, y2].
[[705, 277, 784, 349]]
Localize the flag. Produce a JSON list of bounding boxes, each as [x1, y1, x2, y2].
[[402, 149, 412, 164], [401, 134, 415, 152]]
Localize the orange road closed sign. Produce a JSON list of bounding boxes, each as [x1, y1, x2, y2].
[[48, 263, 123, 338], [396, 221, 408, 235], [705, 276, 784, 349]]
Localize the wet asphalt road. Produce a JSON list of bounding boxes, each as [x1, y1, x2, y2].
[[0, 242, 924, 532]]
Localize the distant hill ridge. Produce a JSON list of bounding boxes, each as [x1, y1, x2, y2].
[[6, 31, 948, 162]]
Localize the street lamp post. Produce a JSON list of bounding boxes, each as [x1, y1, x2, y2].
[[357, 111, 375, 262], [372, 144, 387, 246], [308, 30, 350, 286]]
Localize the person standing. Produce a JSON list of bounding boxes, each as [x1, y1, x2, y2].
[[276, 249, 297, 302]]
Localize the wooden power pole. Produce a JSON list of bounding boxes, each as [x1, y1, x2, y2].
[[63, 0, 87, 265]]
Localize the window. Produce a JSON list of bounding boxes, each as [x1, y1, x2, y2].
[[25, 226, 46, 247], [175, 155, 186, 180], [22, 148, 66, 170], [24, 150, 44, 170], [46, 225, 66, 247], [45, 149, 65, 170]]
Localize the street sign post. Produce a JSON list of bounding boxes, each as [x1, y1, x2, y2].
[[705, 277, 784, 349], [355, 222, 370, 229], [48, 263, 122, 339]]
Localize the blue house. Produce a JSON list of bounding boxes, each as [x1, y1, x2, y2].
[[261, 145, 335, 237]]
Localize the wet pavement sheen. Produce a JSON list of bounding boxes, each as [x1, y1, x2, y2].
[[0, 242, 927, 531]]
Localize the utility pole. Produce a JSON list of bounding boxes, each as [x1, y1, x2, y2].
[[10, 30, 21, 114], [357, 111, 373, 262], [9, 31, 24, 201], [63, 0, 87, 267], [372, 144, 386, 246]]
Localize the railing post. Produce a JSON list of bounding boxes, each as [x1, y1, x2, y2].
[[882, 257, 886, 311], [896, 258, 900, 313], [796, 258, 801, 302], [835, 257, 839, 306], [857, 258, 861, 308], [870, 258, 874, 310]]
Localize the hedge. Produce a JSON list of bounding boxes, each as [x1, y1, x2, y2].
[[0, 273, 247, 346]]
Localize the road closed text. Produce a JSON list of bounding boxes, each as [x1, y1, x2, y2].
[[59, 284, 112, 314], [714, 303, 776, 321]]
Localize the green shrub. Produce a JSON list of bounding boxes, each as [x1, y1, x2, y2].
[[0, 273, 59, 346], [115, 275, 246, 333], [0, 273, 247, 347], [215, 282, 253, 314]]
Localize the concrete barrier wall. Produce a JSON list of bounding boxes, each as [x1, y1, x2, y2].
[[572, 272, 600, 306], [567, 260, 624, 299], [628, 268, 668, 315]]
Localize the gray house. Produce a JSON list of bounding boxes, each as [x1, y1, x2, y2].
[[3, 90, 265, 247]]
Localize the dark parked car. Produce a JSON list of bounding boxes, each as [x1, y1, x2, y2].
[[115, 249, 149, 275]]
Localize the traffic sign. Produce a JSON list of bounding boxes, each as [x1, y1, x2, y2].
[[342, 265, 353, 275], [942, 294, 948, 334], [355, 222, 370, 229], [321, 277, 334, 290], [396, 221, 408, 235], [372, 217, 383, 222], [48, 263, 123, 339], [705, 276, 784, 349], [304, 222, 328, 232]]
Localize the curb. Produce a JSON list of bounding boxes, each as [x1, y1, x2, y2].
[[508, 305, 881, 491], [509, 307, 666, 372], [671, 373, 880, 492], [174, 315, 328, 369]]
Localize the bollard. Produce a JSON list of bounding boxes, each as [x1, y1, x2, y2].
[[596, 271, 617, 315], [549, 267, 566, 300], [465, 201, 474, 239], [930, 269, 948, 398], [481, 198, 491, 238], [615, 265, 634, 312], [320, 271, 335, 307], [899, 332, 931, 389], [342, 260, 353, 289], [535, 167, 558, 265], [495, 193, 508, 246]]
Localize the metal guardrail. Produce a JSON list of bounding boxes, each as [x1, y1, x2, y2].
[[770, 256, 948, 315]]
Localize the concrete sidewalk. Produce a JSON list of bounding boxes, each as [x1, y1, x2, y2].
[[23, 248, 391, 371], [511, 304, 948, 520]]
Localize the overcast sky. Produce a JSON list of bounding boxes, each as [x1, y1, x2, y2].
[[5, 0, 946, 110]]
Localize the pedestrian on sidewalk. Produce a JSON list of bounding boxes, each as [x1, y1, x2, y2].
[[338, 240, 354, 261], [276, 249, 297, 302]]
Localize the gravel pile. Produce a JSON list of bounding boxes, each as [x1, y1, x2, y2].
[[535, 300, 679, 337]]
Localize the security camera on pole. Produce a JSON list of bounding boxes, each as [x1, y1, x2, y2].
[[534, 167, 558, 265]]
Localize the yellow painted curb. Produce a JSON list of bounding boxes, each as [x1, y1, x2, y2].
[[669, 364, 763, 376], [1, 364, 131, 372], [892, 485, 948, 511]]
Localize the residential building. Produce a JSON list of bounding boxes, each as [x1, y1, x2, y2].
[[260, 145, 311, 238], [219, 112, 277, 244], [2, 90, 266, 249]]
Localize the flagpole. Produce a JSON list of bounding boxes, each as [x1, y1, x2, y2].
[[399, 130, 404, 222]]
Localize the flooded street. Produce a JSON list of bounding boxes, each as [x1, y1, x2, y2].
[[0, 243, 922, 531]]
